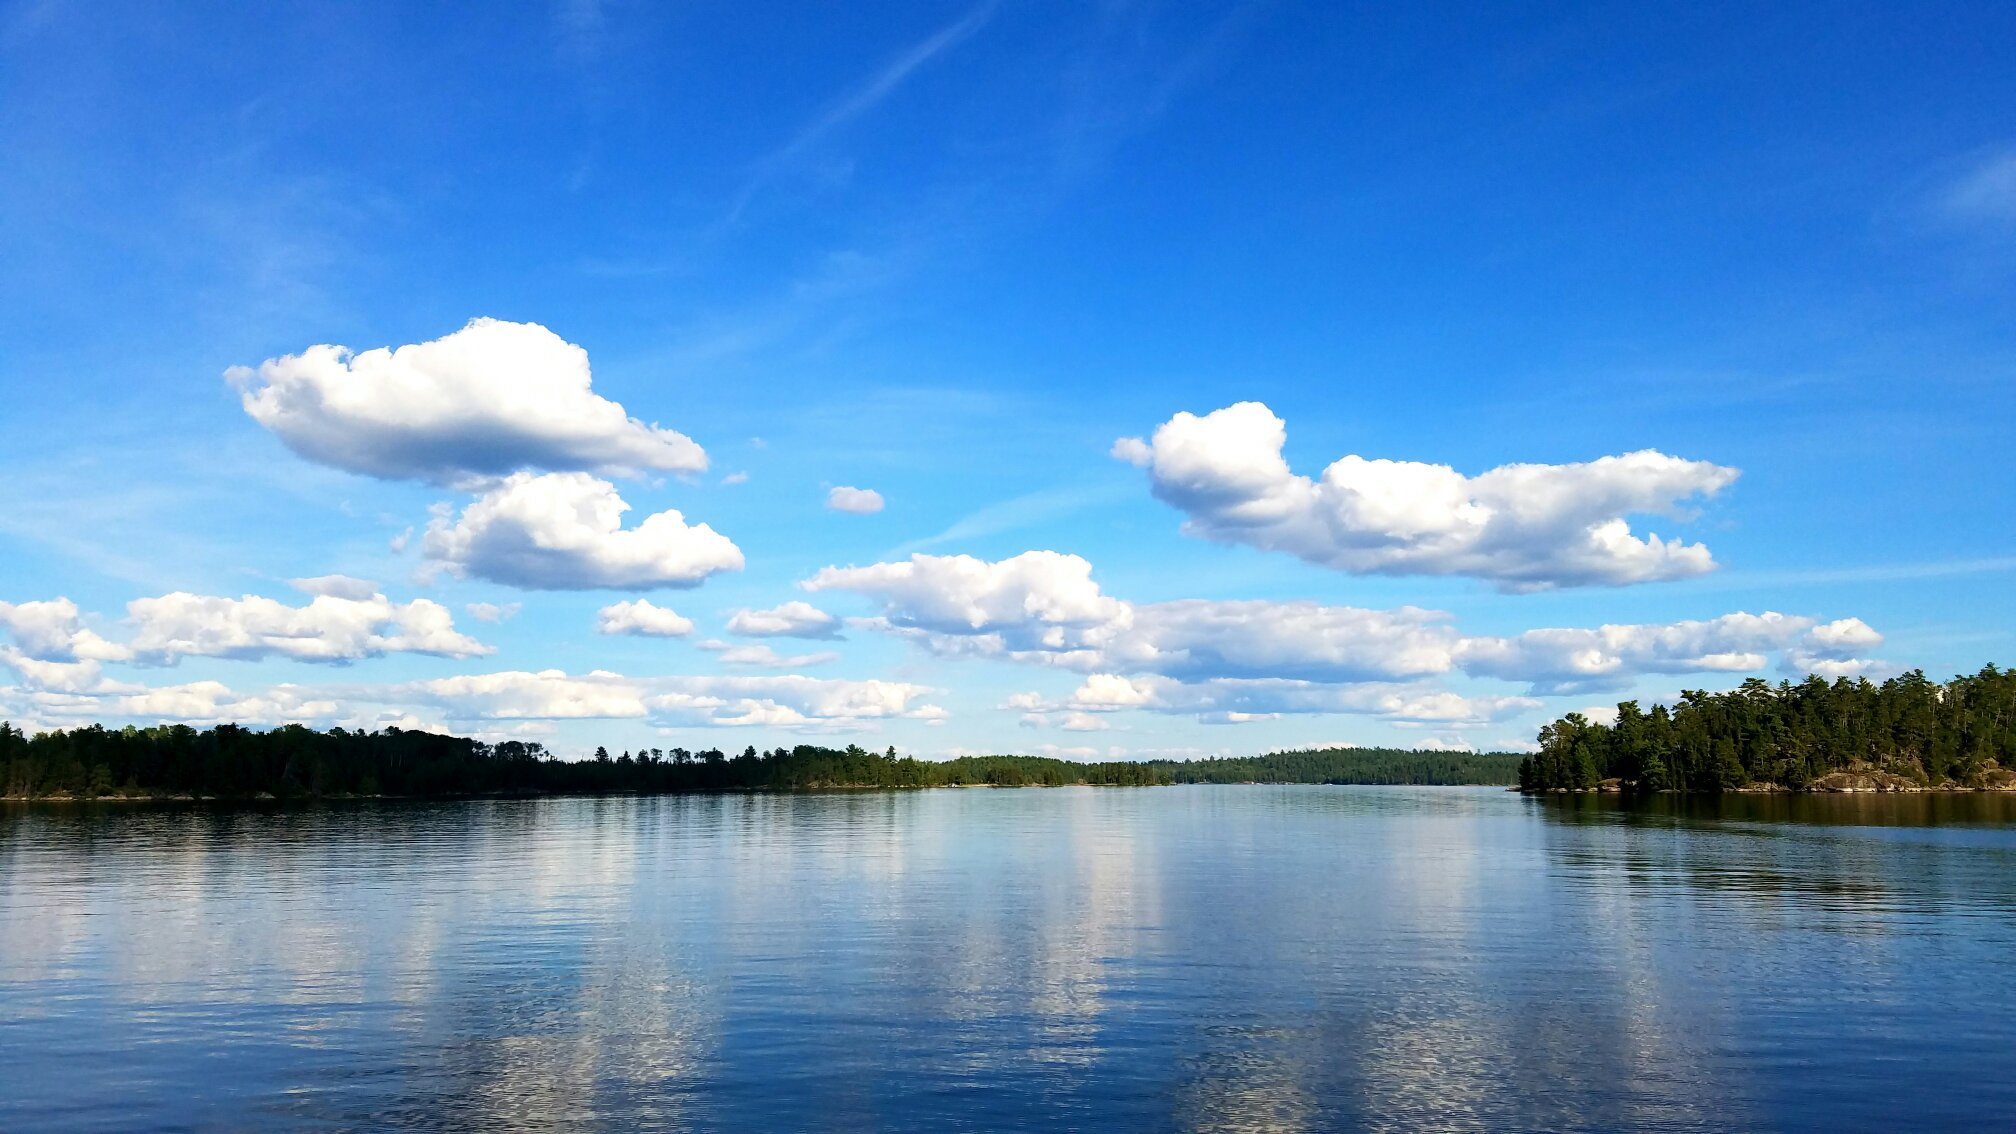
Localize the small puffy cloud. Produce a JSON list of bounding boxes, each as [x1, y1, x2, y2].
[[1116, 402, 1738, 590], [1059, 711, 1110, 732], [826, 486, 885, 514], [1063, 673, 1159, 710], [1109, 436, 1152, 466], [228, 318, 707, 485], [721, 471, 750, 486], [1807, 617, 1884, 652], [423, 472, 743, 590], [596, 599, 694, 637], [697, 641, 841, 668], [464, 602, 522, 623], [726, 601, 842, 639], [123, 591, 492, 663]]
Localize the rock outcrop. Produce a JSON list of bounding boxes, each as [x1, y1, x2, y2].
[[1808, 770, 1925, 793]]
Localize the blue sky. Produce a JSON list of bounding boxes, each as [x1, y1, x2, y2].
[[1, 0, 2012, 758]]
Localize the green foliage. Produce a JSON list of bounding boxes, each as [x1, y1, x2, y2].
[[1516, 666, 2016, 793]]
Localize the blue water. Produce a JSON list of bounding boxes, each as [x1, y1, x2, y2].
[[5, 786, 2016, 1132]]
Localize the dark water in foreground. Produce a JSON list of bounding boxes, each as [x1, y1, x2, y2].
[[5, 787, 2016, 1132]]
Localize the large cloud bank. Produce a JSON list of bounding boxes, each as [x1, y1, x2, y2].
[[0, 587, 491, 701], [1, 667, 944, 736], [1113, 402, 1738, 590], [805, 551, 1887, 725], [1, 586, 489, 673]]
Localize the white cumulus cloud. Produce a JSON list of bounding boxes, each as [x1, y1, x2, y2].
[[725, 601, 842, 639], [0, 599, 132, 663], [1115, 401, 1738, 590], [827, 485, 885, 514], [596, 599, 695, 637], [423, 472, 743, 590], [804, 551, 1127, 652], [229, 318, 707, 485]]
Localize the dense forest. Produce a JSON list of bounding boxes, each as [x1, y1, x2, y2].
[[1518, 666, 2016, 793], [0, 722, 1517, 799]]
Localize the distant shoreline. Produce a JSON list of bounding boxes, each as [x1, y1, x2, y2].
[[0, 723, 1525, 800], [2, 780, 1517, 804]]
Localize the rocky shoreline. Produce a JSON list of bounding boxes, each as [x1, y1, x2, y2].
[[1536, 762, 2016, 795]]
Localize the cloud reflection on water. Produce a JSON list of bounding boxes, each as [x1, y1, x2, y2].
[[6, 788, 2016, 1130]]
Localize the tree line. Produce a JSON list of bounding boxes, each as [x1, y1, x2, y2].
[[1150, 747, 1523, 785], [1517, 666, 2016, 793], [0, 722, 1519, 799]]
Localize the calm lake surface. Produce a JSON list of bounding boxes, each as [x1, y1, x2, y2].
[[5, 786, 2016, 1132]]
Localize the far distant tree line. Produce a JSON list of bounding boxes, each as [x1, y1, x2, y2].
[[1518, 666, 2016, 793], [1152, 748, 1522, 786], [0, 722, 1520, 800]]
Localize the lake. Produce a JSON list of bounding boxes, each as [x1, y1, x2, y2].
[[5, 785, 2016, 1132]]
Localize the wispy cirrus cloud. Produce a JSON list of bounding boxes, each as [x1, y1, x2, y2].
[[1938, 147, 2016, 227], [728, 0, 1000, 221]]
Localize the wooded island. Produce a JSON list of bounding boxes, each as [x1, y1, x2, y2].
[[1518, 666, 2016, 794]]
